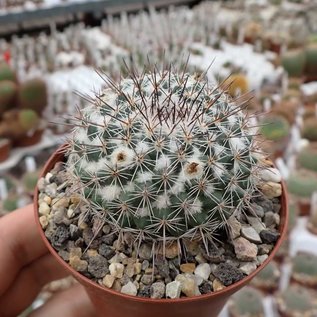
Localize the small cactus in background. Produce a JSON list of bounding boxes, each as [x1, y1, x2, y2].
[[287, 171, 317, 198], [281, 49, 306, 78], [307, 192, 317, 235], [305, 43, 317, 78], [260, 115, 290, 141], [22, 170, 40, 193], [271, 104, 296, 125], [2, 195, 19, 213], [222, 74, 249, 98], [276, 285, 317, 317], [298, 146, 317, 172], [291, 252, 317, 288], [18, 78, 48, 115], [228, 287, 265, 317], [0, 80, 17, 117], [18, 109, 40, 132], [0, 62, 17, 83], [65, 66, 263, 255], [302, 118, 317, 142], [251, 261, 280, 292]]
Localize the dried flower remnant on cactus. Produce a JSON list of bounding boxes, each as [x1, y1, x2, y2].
[[65, 64, 263, 256]]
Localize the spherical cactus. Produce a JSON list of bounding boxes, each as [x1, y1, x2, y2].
[[251, 261, 280, 292], [260, 115, 290, 141], [0, 80, 17, 117], [222, 74, 249, 98], [65, 68, 262, 254], [302, 118, 317, 142], [18, 78, 47, 115], [228, 287, 264, 317], [0, 63, 17, 83], [287, 171, 317, 198], [305, 43, 317, 77], [281, 49, 306, 78], [292, 252, 317, 288], [298, 146, 317, 172], [276, 285, 317, 317], [18, 109, 40, 132]]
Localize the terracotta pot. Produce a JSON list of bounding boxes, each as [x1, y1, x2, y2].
[[0, 138, 11, 162], [14, 129, 43, 147], [34, 145, 289, 317], [298, 199, 311, 217]]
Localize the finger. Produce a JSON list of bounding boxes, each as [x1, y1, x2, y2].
[[29, 284, 96, 317], [0, 254, 68, 317], [0, 204, 48, 296]]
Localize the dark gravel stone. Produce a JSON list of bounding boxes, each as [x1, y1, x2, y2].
[[199, 281, 213, 294], [248, 204, 264, 218], [168, 261, 180, 280], [200, 242, 225, 263], [74, 237, 85, 248], [87, 255, 109, 278], [99, 244, 115, 259], [260, 230, 280, 243], [69, 224, 80, 240], [120, 274, 131, 286], [51, 225, 70, 248], [138, 285, 151, 298], [156, 256, 170, 279], [273, 203, 281, 213], [83, 227, 99, 249], [101, 234, 116, 246], [252, 193, 273, 212], [213, 263, 244, 286]]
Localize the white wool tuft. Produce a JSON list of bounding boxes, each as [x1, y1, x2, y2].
[[99, 185, 121, 202], [155, 155, 171, 170], [135, 141, 150, 154], [187, 199, 202, 215], [74, 128, 91, 144], [182, 159, 205, 180], [110, 146, 135, 167], [136, 172, 153, 183], [135, 207, 150, 217], [229, 137, 246, 152], [154, 194, 170, 209]]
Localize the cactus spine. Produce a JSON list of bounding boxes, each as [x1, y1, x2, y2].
[[65, 66, 262, 255]]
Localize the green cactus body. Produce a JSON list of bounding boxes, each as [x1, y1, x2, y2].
[[228, 287, 264, 317], [2, 196, 18, 212], [298, 146, 317, 172], [251, 261, 280, 291], [302, 118, 317, 142], [18, 109, 40, 132], [276, 286, 317, 316], [287, 171, 317, 198], [0, 63, 17, 82], [292, 252, 317, 287], [260, 115, 290, 141], [281, 49, 306, 78], [23, 171, 40, 193], [0, 80, 17, 116], [19, 79, 47, 115], [305, 44, 317, 77], [65, 69, 262, 252]]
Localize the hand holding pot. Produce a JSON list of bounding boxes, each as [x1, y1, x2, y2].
[[0, 204, 96, 317]]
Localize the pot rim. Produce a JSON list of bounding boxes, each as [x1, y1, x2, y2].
[[34, 144, 289, 304]]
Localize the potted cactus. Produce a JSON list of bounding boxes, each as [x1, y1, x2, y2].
[[34, 66, 288, 317], [275, 285, 317, 317]]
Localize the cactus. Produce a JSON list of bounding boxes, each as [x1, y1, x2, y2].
[[298, 146, 317, 172], [276, 285, 317, 317], [287, 171, 317, 198], [302, 118, 317, 142], [222, 74, 249, 98], [0, 63, 17, 83], [292, 252, 317, 287], [18, 78, 47, 115], [271, 104, 296, 125], [18, 109, 40, 132], [251, 261, 280, 292], [22, 171, 40, 193], [228, 287, 264, 317], [260, 115, 290, 141], [305, 44, 317, 77], [64, 66, 263, 255], [281, 49, 306, 78], [0, 80, 17, 117], [2, 195, 19, 213]]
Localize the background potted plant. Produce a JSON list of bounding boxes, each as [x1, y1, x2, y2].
[[34, 65, 288, 317]]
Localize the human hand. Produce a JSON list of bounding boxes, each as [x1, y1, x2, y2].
[[0, 204, 96, 317]]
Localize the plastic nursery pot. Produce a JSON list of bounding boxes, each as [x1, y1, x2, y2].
[[34, 145, 289, 317], [13, 129, 43, 147], [0, 138, 11, 163]]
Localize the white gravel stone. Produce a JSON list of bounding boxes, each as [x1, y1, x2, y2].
[[121, 281, 137, 296], [39, 202, 50, 215], [166, 281, 182, 299], [150, 282, 166, 299], [109, 263, 124, 278], [257, 254, 269, 265], [227, 216, 241, 239], [103, 274, 115, 288], [176, 274, 201, 297], [239, 262, 257, 275], [259, 168, 281, 183], [194, 263, 211, 280], [241, 226, 262, 244]]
